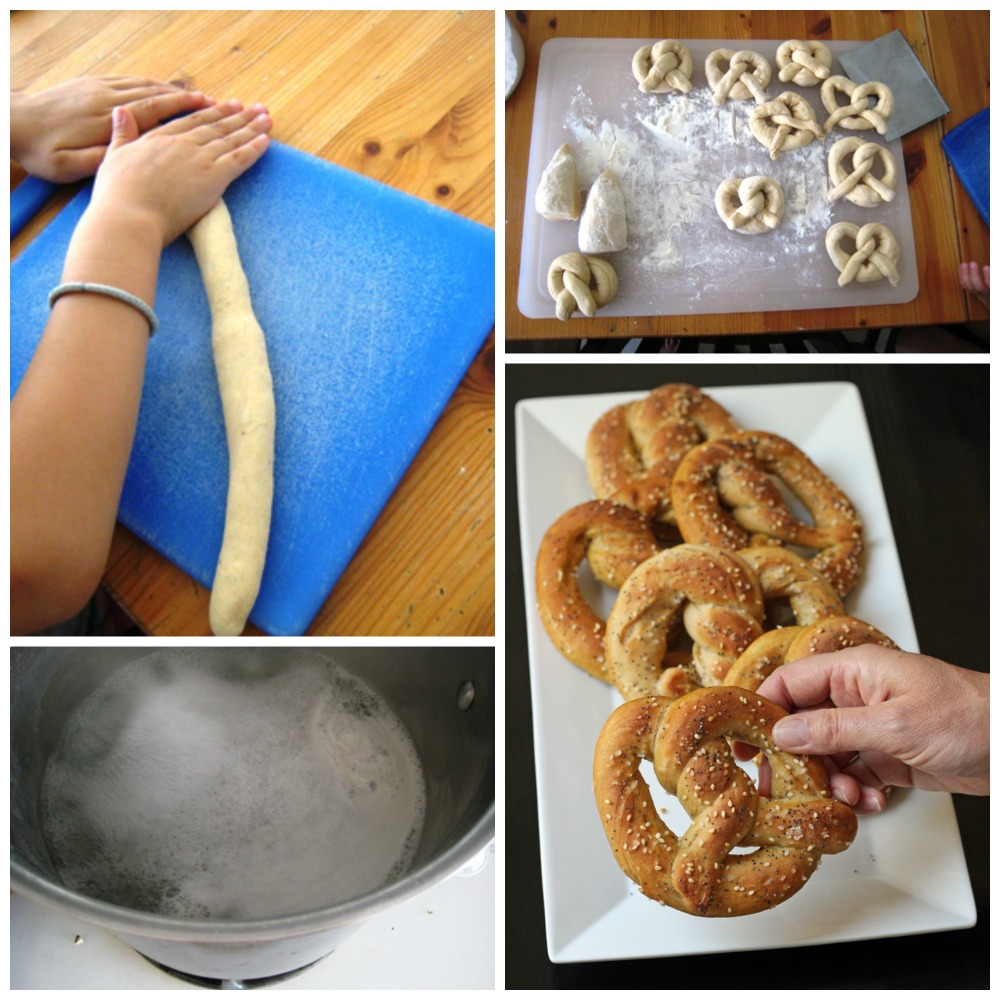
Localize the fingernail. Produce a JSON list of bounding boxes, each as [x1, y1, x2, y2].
[[772, 716, 809, 748], [112, 106, 125, 128], [861, 793, 883, 813], [832, 787, 851, 805]]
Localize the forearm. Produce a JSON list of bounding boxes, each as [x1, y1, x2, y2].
[[11, 207, 161, 632]]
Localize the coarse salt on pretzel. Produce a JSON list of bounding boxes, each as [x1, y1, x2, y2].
[[604, 543, 765, 700], [536, 500, 660, 681], [737, 545, 844, 629], [671, 430, 864, 599], [724, 615, 898, 693], [594, 687, 858, 916], [585, 384, 741, 525]]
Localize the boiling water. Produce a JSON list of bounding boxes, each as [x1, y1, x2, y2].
[[40, 651, 426, 920]]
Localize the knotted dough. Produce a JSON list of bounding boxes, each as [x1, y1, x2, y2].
[[821, 76, 894, 135], [827, 137, 897, 207], [535, 144, 581, 221], [775, 39, 832, 87], [825, 222, 901, 288], [705, 48, 771, 105], [547, 252, 619, 320], [749, 91, 825, 159], [715, 176, 785, 234], [632, 39, 693, 94]]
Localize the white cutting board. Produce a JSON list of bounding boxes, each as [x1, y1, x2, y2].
[[518, 38, 918, 319]]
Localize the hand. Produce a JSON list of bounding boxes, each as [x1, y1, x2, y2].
[[86, 99, 273, 246], [11, 76, 214, 183], [958, 261, 989, 310], [741, 645, 989, 814]]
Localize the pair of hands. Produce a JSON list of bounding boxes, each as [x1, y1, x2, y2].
[[738, 645, 989, 814], [11, 76, 273, 244]]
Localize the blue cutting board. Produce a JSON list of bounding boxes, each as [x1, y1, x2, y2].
[[10, 141, 495, 635]]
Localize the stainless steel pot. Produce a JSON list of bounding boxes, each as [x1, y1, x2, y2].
[[10, 646, 494, 984]]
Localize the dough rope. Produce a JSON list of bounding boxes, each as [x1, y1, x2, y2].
[[547, 252, 619, 320], [826, 221, 901, 288], [535, 500, 660, 681], [632, 40, 693, 94], [749, 91, 825, 159], [775, 39, 832, 87], [585, 383, 741, 524], [593, 688, 858, 916], [188, 199, 276, 636], [821, 76, 894, 135], [535, 144, 581, 221], [715, 176, 785, 234], [827, 137, 897, 207], [705, 48, 771, 105]]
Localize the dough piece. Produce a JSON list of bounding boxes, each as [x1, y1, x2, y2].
[[749, 91, 825, 159], [827, 137, 897, 207], [547, 252, 618, 320], [578, 169, 627, 253], [187, 199, 276, 636], [825, 221, 901, 287], [534, 144, 582, 221], [775, 40, 832, 86], [715, 176, 785, 234], [705, 48, 771, 105], [821, 75, 894, 135], [632, 40, 693, 94]]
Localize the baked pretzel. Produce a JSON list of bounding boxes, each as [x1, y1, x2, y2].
[[604, 543, 765, 700], [594, 687, 858, 916], [738, 545, 844, 628], [671, 431, 864, 598], [536, 500, 660, 681], [724, 615, 897, 693], [585, 384, 741, 525]]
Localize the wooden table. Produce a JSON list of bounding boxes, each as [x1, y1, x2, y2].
[[10, 10, 495, 636], [505, 10, 989, 340], [505, 363, 988, 987]]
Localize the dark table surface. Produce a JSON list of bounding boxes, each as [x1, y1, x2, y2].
[[505, 362, 988, 989]]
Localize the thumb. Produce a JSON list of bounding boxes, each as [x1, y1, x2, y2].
[[108, 105, 140, 149], [772, 706, 883, 757]]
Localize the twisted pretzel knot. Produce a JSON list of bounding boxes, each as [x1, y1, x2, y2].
[[547, 252, 619, 320], [705, 48, 771, 105], [535, 500, 660, 681], [594, 687, 858, 916], [671, 430, 865, 598], [825, 222, 901, 288], [749, 91, 825, 160], [585, 383, 741, 524], [821, 76, 894, 135], [604, 543, 765, 700], [827, 137, 897, 207], [776, 39, 832, 87], [715, 176, 785, 234], [724, 615, 898, 693], [632, 39, 694, 94]]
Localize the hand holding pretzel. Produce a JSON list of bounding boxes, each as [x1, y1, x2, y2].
[[594, 687, 858, 916]]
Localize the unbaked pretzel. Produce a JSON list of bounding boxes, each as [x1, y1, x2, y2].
[[536, 500, 660, 681], [715, 176, 785, 235], [604, 543, 765, 700], [821, 76, 894, 135], [547, 252, 619, 321], [827, 137, 897, 207], [594, 687, 858, 916], [775, 39, 832, 87], [671, 431, 864, 598], [585, 384, 741, 525], [724, 615, 897, 692], [632, 39, 693, 94], [749, 91, 825, 160], [705, 48, 771, 105], [826, 222, 901, 288]]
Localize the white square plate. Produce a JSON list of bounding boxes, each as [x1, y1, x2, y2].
[[515, 382, 976, 962]]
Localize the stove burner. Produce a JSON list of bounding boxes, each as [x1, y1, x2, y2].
[[141, 954, 327, 990]]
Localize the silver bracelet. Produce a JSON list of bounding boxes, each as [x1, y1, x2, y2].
[[48, 281, 158, 336]]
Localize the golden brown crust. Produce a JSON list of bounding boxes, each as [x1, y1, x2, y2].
[[671, 430, 864, 598], [585, 384, 741, 523], [604, 544, 765, 698], [593, 687, 858, 916], [724, 615, 898, 692], [737, 545, 844, 627], [535, 500, 660, 682]]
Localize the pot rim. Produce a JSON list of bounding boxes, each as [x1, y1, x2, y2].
[[10, 806, 493, 943]]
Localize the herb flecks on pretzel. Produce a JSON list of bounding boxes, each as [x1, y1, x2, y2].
[[594, 687, 858, 917], [586, 384, 741, 525], [671, 430, 864, 598], [536, 500, 660, 682]]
